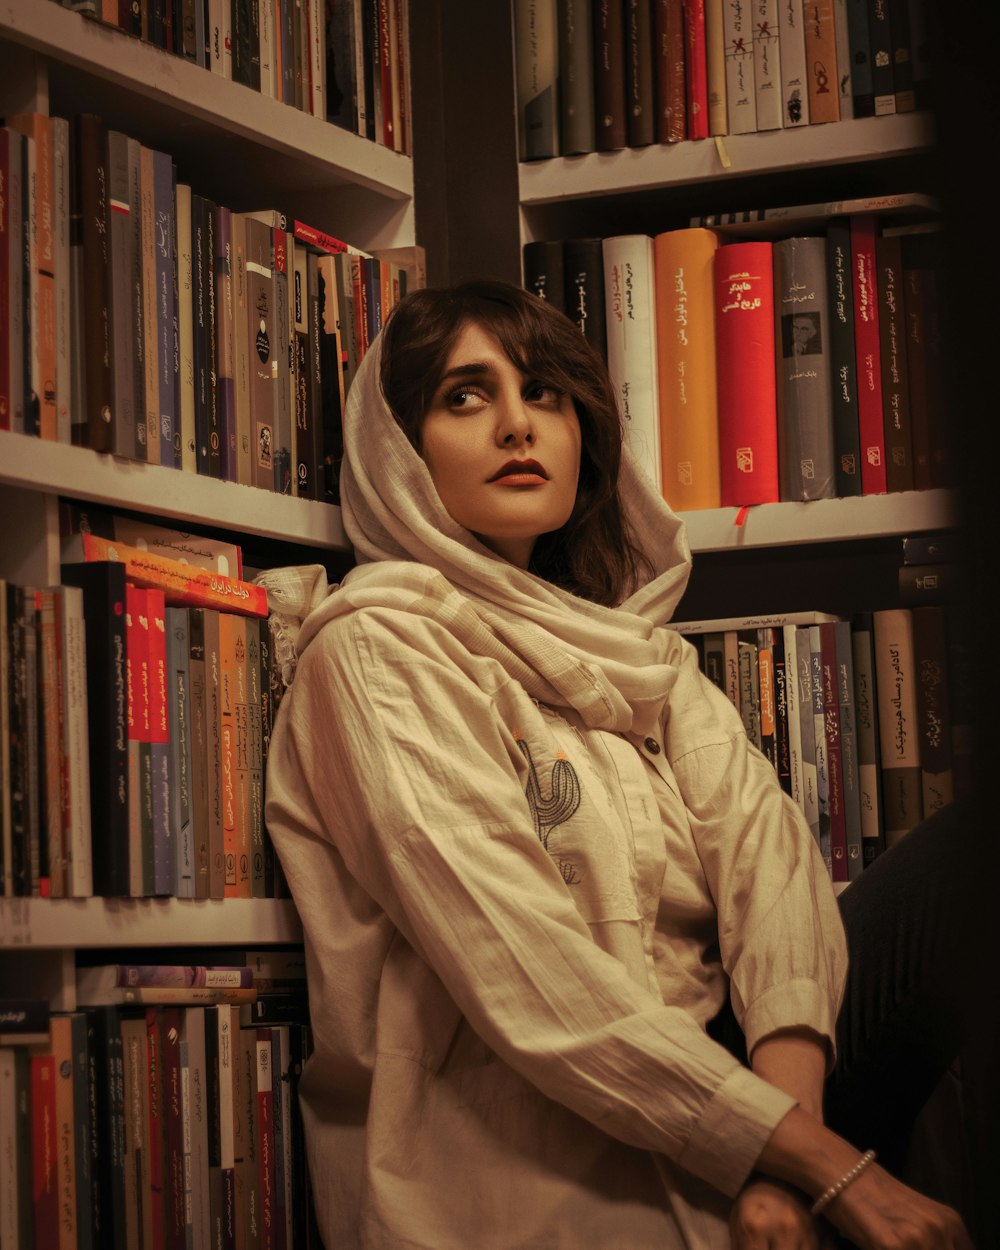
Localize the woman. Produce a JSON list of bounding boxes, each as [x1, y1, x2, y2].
[[264, 280, 974, 1249]]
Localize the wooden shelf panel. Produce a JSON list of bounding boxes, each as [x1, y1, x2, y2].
[[0, 430, 349, 551], [1, 0, 413, 204], [519, 114, 935, 206], [0, 896, 303, 949], [678, 490, 958, 554]]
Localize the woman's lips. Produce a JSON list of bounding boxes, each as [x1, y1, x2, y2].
[[487, 459, 549, 483]]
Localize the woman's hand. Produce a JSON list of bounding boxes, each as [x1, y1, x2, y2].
[[823, 1161, 973, 1250], [730, 1177, 827, 1249]]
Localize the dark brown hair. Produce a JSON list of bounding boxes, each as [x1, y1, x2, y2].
[[379, 279, 653, 605]]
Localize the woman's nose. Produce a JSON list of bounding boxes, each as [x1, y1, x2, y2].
[[495, 393, 535, 446]]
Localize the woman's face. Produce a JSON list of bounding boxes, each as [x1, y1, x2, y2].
[[420, 321, 582, 568]]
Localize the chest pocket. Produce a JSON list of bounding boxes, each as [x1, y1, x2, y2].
[[515, 715, 651, 927]]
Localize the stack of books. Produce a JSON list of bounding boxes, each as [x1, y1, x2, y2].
[[514, 0, 930, 158], [523, 193, 950, 512]]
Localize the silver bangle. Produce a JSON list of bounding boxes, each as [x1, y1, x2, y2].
[[811, 1149, 877, 1216]]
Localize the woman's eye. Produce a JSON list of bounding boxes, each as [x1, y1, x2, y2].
[[444, 386, 487, 412], [526, 382, 562, 404]]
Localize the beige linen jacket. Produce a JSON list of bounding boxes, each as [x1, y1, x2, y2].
[[263, 337, 847, 1249]]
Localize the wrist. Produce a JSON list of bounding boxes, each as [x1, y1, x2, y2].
[[755, 1107, 865, 1201]]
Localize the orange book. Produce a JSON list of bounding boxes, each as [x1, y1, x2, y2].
[[802, 0, 840, 124], [653, 227, 721, 512], [713, 240, 779, 507], [8, 113, 57, 441], [61, 532, 268, 619]]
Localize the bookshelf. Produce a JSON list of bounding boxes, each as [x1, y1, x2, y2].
[[0, 4, 411, 987]]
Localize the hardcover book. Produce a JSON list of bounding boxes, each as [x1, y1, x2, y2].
[[593, 0, 628, 149], [562, 237, 607, 357], [654, 0, 686, 141], [515, 0, 560, 159], [874, 230, 913, 492], [626, 0, 656, 146], [557, 0, 596, 153], [849, 214, 886, 494], [873, 607, 922, 844], [825, 218, 862, 496]]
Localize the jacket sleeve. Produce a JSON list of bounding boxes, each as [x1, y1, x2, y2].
[[273, 608, 800, 1199], [662, 633, 848, 1064]]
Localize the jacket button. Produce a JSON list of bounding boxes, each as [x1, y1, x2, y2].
[[643, 737, 661, 755]]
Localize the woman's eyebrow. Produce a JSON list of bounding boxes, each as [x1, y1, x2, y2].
[[436, 361, 495, 384]]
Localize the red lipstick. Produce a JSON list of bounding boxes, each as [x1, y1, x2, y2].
[[487, 459, 549, 483]]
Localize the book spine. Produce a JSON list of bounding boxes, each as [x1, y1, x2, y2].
[[825, 218, 862, 496], [203, 609, 226, 899], [867, 0, 894, 114], [219, 613, 239, 898], [792, 627, 819, 845], [911, 605, 954, 816], [523, 239, 566, 312], [756, 627, 778, 772], [316, 254, 345, 504], [705, 0, 728, 134], [214, 205, 237, 482], [807, 625, 831, 870], [0, 130, 11, 432], [230, 213, 253, 486], [900, 229, 949, 489], [562, 237, 607, 358], [626, 0, 656, 146], [849, 214, 886, 494], [270, 230, 293, 494], [835, 620, 864, 881], [820, 622, 849, 886], [593, 0, 628, 150], [36, 589, 65, 897], [713, 240, 779, 506], [780, 0, 810, 125], [653, 226, 721, 511], [845, 0, 874, 115], [874, 230, 913, 492], [106, 131, 135, 458], [243, 217, 275, 492], [558, 0, 596, 154], [147, 590, 173, 897], [31, 1051, 60, 1247], [191, 193, 210, 474], [887, 0, 913, 111], [175, 183, 197, 472], [255, 1031, 276, 1250], [684, 0, 709, 138], [851, 613, 885, 865], [186, 608, 211, 899], [291, 242, 312, 497], [723, 0, 757, 134], [802, 0, 840, 122], [61, 586, 93, 897], [655, 0, 687, 141], [139, 145, 160, 467], [3, 130, 25, 435], [126, 138, 148, 462], [514, 0, 559, 159], [20, 130, 37, 438], [752, 0, 783, 131], [736, 632, 761, 749], [782, 624, 804, 808], [167, 607, 194, 899], [872, 607, 922, 845], [603, 234, 662, 491], [181, 1007, 212, 1248], [773, 234, 836, 501], [52, 117, 72, 446]]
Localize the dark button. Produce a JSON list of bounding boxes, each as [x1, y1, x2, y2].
[[643, 737, 661, 755]]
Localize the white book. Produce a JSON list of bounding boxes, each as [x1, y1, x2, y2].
[[60, 585, 92, 896], [673, 609, 841, 634], [52, 116, 72, 444], [832, 0, 853, 120], [175, 183, 197, 474], [208, 0, 226, 77], [778, 0, 810, 126], [752, 0, 783, 130], [602, 234, 662, 492], [723, 0, 758, 133], [808, 624, 831, 872], [181, 1007, 212, 1249]]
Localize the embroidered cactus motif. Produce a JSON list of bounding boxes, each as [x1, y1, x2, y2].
[[516, 737, 581, 849]]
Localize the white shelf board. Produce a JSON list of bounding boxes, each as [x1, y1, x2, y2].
[[0, 896, 303, 949], [678, 490, 958, 554], [519, 113, 935, 205], [1, 0, 413, 201], [0, 429, 349, 551]]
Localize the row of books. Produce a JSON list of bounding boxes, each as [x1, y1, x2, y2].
[[523, 195, 950, 511], [0, 534, 291, 900], [0, 955, 317, 1250], [514, 0, 930, 159], [674, 597, 973, 888], [0, 112, 416, 502], [52, 0, 413, 153]]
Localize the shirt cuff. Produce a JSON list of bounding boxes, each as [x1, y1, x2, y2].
[[678, 1066, 797, 1198], [740, 978, 840, 1070]]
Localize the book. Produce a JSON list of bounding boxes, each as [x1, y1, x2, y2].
[[256, 1029, 276, 1250], [626, 0, 656, 146], [523, 239, 565, 313], [898, 228, 949, 489], [850, 214, 886, 494], [704, 0, 727, 135], [175, 181, 197, 473], [127, 585, 155, 896], [166, 607, 194, 898], [845, 0, 874, 116], [139, 144, 161, 468], [562, 237, 607, 357], [62, 503, 244, 579], [772, 235, 836, 501], [756, 626, 779, 773], [35, 587, 66, 897], [603, 234, 662, 491], [832, 0, 854, 120], [808, 624, 832, 871], [270, 228, 293, 495], [180, 1007, 212, 1249], [204, 1004, 237, 1250], [2, 128, 26, 436], [713, 240, 779, 507], [910, 604, 954, 816], [737, 631, 761, 750], [652, 226, 721, 511], [214, 204, 238, 481], [655, 0, 686, 142], [593, 0, 628, 149], [316, 253, 346, 504], [683, 0, 709, 138], [515, 0, 559, 159], [30, 1050, 59, 1248], [723, 0, 757, 134], [752, 0, 783, 131], [819, 621, 849, 886], [0, 998, 51, 1045], [105, 130, 136, 458], [825, 218, 862, 496], [203, 609, 227, 900], [874, 230, 913, 492], [76, 983, 257, 1007], [779, 0, 810, 126], [239, 214, 276, 491], [835, 619, 864, 882], [185, 608, 211, 899], [557, 0, 596, 154], [802, 0, 840, 123], [867, 0, 894, 114], [782, 623, 804, 808], [74, 114, 114, 453], [690, 192, 941, 231], [126, 136, 148, 463], [872, 607, 922, 845], [146, 589, 173, 897], [246, 619, 267, 899], [61, 532, 269, 619], [851, 613, 885, 865], [0, 1047, 32, 1247]]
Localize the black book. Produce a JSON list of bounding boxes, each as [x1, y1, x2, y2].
[[84, 1005, 128, 1250], [232, 0, 255, 86], [522, 240, 565, 313], [887, 0, 915, 112], [625, 0, 655, 146], [60, 561, 131, 897], [307, 251, 325, 502], [825, 218, 863, 497], [191, 193, 211, 476], [75, 114, 114, 453], [845, 0, 875, 118], [867, 0, 895, 115], [316, 259, 344, 505], [562, 237, 607, 357], [360, 0, 378, 141], [325, 0, 359, 130], [4, 583, 29, 895], [204, 200, 221, 478]]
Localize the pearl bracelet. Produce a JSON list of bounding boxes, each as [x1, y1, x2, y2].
[[811, 1149, 877, 1216]]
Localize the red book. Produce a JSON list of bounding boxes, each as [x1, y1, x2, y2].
[[31, 1052, 59, 1248], [684, 0, 709, 139], [125, 583, 150, 896], [850, 214, 887, 494], [820, 622, 849, 887], [713, 241, 779, 506]]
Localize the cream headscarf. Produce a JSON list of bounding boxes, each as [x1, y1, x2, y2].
[[290, 333, 694, 738]]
